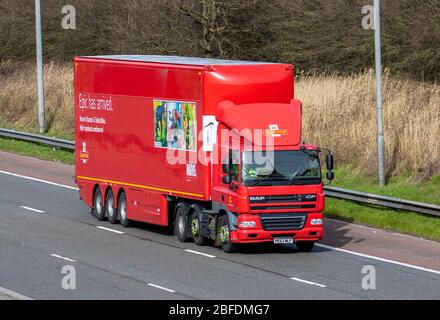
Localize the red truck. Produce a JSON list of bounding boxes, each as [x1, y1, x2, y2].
[[74, 55, 334, 253]]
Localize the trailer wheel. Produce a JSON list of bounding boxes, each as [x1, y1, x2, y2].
[[106, 189, 118, 224], [295, 241, 315, 252], [93, 187, 105, 221], [218, 215, 238, 253], [174, 204, 191, 242], [191, 208, 208, 246], [118, 192, 132, 227]]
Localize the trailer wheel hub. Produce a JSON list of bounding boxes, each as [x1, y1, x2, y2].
[[120, 199, 126, 220], [177, 213, 185, 235], [96, 196, 102, 213]]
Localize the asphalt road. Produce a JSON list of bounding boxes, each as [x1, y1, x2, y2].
[[0, 156, 439, 299]]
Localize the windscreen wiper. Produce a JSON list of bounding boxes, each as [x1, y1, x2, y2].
[[250, 169, 285, 186], [287, 176, 320, 186], [250, 176, 274, 187]]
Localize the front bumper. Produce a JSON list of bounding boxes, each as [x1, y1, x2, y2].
[[230, 213, 324, 244], [230, 227, 323, 243]]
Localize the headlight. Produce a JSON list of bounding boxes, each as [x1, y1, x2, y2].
[[310, 218, 323, 225], [239, 221, 257, 228]]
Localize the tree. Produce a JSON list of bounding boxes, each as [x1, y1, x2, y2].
[[165, 0, 269, 58]]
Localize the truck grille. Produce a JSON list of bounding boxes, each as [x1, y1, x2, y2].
[[249, 194, 316, 203], [251, 204, 315, 211], [259, 213, 307, 231]]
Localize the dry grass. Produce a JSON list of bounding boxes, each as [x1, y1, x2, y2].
[[0, 63, 439, 178], [0, 61, 74, 139], [297, 70, 440, 179]]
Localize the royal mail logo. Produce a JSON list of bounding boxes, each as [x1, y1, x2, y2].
[[80, 142, 89, 164], [264, 124, 288, 137], [79, 152, 89, 160]]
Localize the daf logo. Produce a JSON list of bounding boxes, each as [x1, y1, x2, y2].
[[304, 194, 316, 200], [249, 196, 265, 201]]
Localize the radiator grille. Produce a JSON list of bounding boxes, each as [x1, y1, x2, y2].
[[259, 213, 307, 231]]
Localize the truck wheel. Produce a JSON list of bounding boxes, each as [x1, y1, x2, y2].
[[174, 205, 191, 242], [191, 208, 208, 246], [218, 215, 238, 253], [106, 189, 118, 224], [296, 241, 315, 252], [118, 192, 132, 227], [93, 187, 105, 221]]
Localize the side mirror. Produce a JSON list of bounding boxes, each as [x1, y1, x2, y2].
[[222, 175, 232, 185], [326, 171, 334, 181], [222, 162, 231, 174], [326, 153, 334, 171]]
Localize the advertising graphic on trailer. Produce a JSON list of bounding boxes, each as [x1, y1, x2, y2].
[[154, 100, 197, 151]]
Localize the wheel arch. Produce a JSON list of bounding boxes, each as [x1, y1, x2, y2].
[[116, 187, 126, 208], [173, 201, 190, 225], [92, 184, 101, 208], [104, 185, 114, 202]]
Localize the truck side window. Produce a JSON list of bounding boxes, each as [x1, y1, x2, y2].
[[231, 150, 239, 182]]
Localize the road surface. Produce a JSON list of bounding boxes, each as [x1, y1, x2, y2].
[[0, 151, 439, 299]]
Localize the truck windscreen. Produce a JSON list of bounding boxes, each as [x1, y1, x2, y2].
[[241, 150, 321, 186]]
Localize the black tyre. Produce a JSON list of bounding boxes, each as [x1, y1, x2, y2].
[[296, 241, 315, 252], [106, 189, 118, 224], [118, 192, 132, 227], [174, 204, 191, 242], [93, 187, 105, 221], [218, 215, 238, 253], [191, 207, 209, 246]]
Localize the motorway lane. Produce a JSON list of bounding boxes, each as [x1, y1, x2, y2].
[[0, 171, 440, 299]]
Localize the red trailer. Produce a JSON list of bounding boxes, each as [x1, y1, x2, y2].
[[74, 55, 334, 252]]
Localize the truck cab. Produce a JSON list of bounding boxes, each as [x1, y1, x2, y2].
[[195, 99, 334, 252]]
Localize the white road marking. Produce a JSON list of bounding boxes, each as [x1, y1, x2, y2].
[[50, 254, 77, 263], [20, 206, 45, 213], [185, 249, 216, 258], [96, 226, 124, 234], [317, 243, 440, 276], [290, 277, 327, 288], [3, 169, 440, 277], [147, 283, 176, 293], [0, 286, 33, 300], [0, 170, 78, 190]]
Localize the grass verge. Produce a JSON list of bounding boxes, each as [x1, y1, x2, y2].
[[0, 137, 74, 165], [331, 166, 440, 205], [0, 138, 438, 241], [325, 199, 440, 241], [325, 166, 440, 241]]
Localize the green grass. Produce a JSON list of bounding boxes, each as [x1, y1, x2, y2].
[[325, 166, 440, 241], [0, 137, 438, 241], [0, 137, 74, 165], [330, 166, 440, 205], [325, 199, 440, 241]]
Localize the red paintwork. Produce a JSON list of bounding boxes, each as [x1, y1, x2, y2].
[[216, 100, 302, 146], [74, 55, 323, 243]]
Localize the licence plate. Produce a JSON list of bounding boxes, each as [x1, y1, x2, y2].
[[273, 237, 293, 244]]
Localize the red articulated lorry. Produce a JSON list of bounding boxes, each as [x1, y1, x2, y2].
[[74, 55, 334, 253]]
